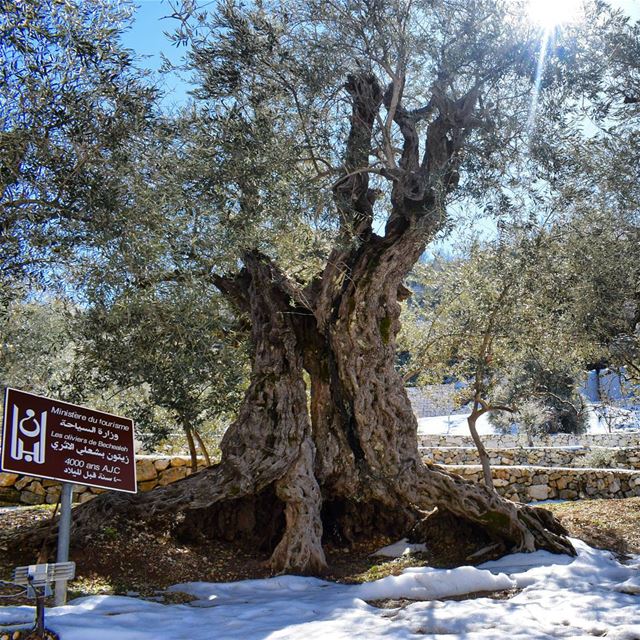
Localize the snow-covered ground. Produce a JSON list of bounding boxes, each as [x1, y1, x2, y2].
[[417, 404, 640, 436], [414, 368, 640, 436], [417, 412, 494, 435], [588, 405, 640, 434], [1, 539, 638, 639]]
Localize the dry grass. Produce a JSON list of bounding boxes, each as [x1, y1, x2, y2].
[[545, 497, 640, 558]]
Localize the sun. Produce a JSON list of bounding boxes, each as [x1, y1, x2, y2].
[[527, 0, 583, 29]]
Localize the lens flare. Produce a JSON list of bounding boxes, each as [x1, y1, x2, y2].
[[527, 0, 583, 29]]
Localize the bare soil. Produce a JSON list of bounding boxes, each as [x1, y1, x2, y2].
[[0, 497, 638, 609]]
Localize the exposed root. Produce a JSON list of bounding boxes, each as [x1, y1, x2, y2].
[[14, 446, 298, 554], [404, 461, 576, 557]]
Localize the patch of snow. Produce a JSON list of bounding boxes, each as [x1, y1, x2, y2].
[[478, 548, 575, 576], [614, 575, 640, 594], [416, 402, 640, 436], [354, 565, 514, 601], [371, 538, 427, 558], [587, 404, 640, 433], [417, 412, 495, 436]]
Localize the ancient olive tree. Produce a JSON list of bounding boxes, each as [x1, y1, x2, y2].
[[69, 0, 577, 573]]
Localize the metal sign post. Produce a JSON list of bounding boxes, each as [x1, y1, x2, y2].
[[54, 482, 74, 606]]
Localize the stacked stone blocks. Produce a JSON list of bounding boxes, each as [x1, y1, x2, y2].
[[2, 431, 640, 505], [419, 430, 640, 501], [0, 455, 205, 506]]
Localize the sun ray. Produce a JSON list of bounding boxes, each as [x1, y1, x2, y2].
[[525, 0, 584, 133], [527, 30, 552, 133]]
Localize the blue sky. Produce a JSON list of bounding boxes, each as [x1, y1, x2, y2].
[[120, 0, 190, 107]]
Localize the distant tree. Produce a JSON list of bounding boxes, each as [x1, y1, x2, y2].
[[400, 227, 591, 452], [78, 283, 249, 470], [491, 359, 588, 435], [491, 400, 548, 447], [399, 243, 522, 488]]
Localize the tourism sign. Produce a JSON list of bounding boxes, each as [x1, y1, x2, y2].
[[1, 388, 137, 493]]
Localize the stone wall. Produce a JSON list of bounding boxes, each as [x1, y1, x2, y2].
[[445, 464, 640, 502], [421, 446, 640, 469], [0, 455, 204, 506], [2, 451, 640, 507], [419, 431, 640, 449]]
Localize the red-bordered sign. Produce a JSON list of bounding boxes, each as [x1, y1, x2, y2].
[[1, 388, 137, 493]]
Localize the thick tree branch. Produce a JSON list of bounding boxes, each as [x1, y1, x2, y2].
[[210, 270, 252, 314], [332, 73, 384, 239]]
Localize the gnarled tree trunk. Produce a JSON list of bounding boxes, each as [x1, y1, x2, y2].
[[67, 251, 327, 573]]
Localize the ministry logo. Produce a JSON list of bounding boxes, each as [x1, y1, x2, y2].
[[10, 405, 47, 464]]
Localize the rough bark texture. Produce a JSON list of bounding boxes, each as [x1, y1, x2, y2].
[[269, 439, 326, 573], [68, 251, 328, 573], [35, 72, 575, 572]]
